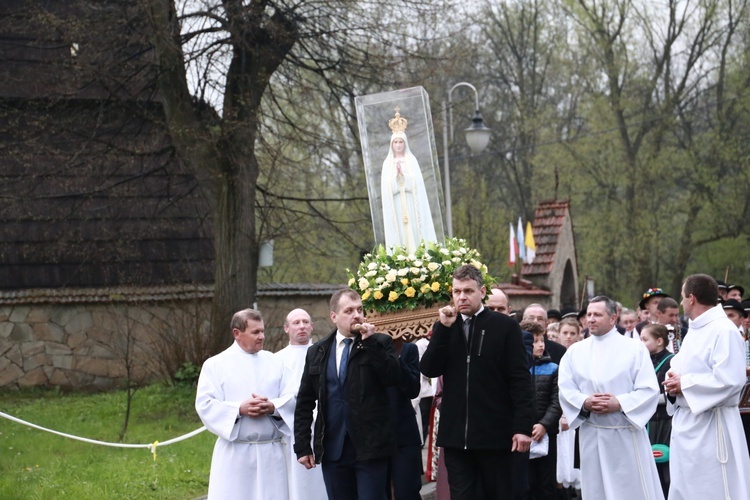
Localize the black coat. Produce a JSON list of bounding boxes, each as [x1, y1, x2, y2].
[[294, 330, 400, 463], [388, 342, 422, 447], [530, 353, 562, 435], [420, 308, 535, 450]]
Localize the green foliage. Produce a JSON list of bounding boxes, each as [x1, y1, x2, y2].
[[173, 362, 202, 387], [0, 385, 212, 499]]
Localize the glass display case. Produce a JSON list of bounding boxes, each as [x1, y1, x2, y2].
[[355, 87, 446, 253]]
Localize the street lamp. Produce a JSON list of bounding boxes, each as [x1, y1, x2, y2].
[[442, 82, 491, 238]]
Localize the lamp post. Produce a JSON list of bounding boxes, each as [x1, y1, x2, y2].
[[442, 82, 491, 238]]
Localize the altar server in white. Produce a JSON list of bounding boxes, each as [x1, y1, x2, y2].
[[196, 308, 295, 500], [559, 296, 663, 500], [275, 308, 328, 500], [664, 274, 750, 499]]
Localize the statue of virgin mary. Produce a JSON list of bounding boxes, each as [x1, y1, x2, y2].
[[381, 108, 437, 252]]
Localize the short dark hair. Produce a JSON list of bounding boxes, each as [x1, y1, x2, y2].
[[230, 308, 263, 331], [520, 321, 546, 337], [642, 323, 669, 346], [453, 264, 484, 288], [657, 297, 679, 313], [682, 274, 719, 306], [330, 288, 361, 313], [589, 296, 618, 316]]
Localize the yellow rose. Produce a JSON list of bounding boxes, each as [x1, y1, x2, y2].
[[388, 291, 399, 302], [348, 278, 355, 286], [431, 282, 440, 292], [401, 278, 409, 286], [362, 290, 371, 300], [374, 290, 384, 300], [421, 284, 431, 294], [405, 287, 416, 298]]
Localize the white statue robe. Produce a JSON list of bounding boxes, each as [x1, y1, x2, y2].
[[381, 133, 436, 252], [275, 343, 328, 500], [666, 305, 750, 500], [196, 342, 296, 500], [559, 328, 663, 500]]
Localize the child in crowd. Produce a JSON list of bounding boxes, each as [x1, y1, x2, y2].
[[546, 321, 560, 343], [641, 323, 674, 498], [528, 325, 562, 499], [557, 318, 581, 350]]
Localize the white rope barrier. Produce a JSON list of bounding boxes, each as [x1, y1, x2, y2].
[[0, 410, 207, 460]]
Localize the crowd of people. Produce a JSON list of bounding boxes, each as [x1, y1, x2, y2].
[[193, 268, 750, 500]]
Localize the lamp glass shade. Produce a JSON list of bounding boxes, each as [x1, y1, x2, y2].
[[464, 111, 491, 154]]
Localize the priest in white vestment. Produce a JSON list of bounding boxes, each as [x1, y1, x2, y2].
[[664, 274, 750, 500], [275, 309, 328, 500], [559, 296, 663, 500], [196, 308, 296, 500]]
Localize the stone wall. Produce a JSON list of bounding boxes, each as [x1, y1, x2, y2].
[[1, 301, 198, 390], [0, 286, 337, 391]]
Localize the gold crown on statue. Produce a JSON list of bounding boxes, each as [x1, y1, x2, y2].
[[388, 107, 408, 133]]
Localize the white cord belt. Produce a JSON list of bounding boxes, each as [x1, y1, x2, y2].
[[234, 437, 284, 445], [713, 407, 730, 499]]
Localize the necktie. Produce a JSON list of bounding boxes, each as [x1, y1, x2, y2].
[[464, 316, 472, 342], [339, 338, 353, 384]]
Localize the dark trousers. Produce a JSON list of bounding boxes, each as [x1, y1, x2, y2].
[[419, 396, 433, 444], [528, 434, 557, 499], [387, 443, 423, 500], [322, 435, 389, 500], [511, 451, 529, 500], [443, 447, 512, 500]]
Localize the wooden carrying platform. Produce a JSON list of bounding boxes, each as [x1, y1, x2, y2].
[[367, 305, 442, 342]]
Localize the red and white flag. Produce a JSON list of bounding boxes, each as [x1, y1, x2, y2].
[[509, 223, 517, 266]]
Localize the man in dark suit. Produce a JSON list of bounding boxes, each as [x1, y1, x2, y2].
[[420, 264, 534, 500], [386, 339, 422, 500], [295, 288, 400, 500]]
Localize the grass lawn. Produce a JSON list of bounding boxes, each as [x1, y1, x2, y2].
[[0, 384, 214, 499]]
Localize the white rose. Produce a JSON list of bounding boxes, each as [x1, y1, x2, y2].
[[439, 248, 450, 255], [442, 260, 452, 266], [368, 262, 378, 270], [358, 277, 370, 291], [397, 255, 407, 261], [386, 271, 397, 283], [427, 262, 439, 271], [365, 270, 377, 277], [413, 260, 423, 267], [397, 268, 409, 276], [411, 267, 421, 275], [375, 277, 385, 284]]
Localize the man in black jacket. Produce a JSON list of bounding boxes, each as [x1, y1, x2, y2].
[[294, 288, 400, 500], [420, 265, 535, 500]]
